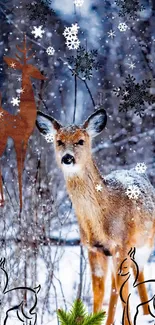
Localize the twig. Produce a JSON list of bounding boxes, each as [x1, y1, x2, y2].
[[77, 245, 84, 299], [0, 236, 80, 246], [83, 80, 96, 107], [59, 57, 96, 107], [73, 74, 77, 123]]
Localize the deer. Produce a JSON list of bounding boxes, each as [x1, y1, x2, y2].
[[0, 35, 46, 211], [36, 108, 155, 325], [119, 247, 155, 324], [0, 258, 40, 325]]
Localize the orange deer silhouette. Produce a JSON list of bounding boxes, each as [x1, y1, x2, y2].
[[0, 35, 46, 211]]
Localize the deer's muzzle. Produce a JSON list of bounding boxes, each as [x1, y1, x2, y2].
[[61, 154, 75, 165]]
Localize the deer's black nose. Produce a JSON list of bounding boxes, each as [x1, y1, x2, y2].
[[61, 154, 75, 165]]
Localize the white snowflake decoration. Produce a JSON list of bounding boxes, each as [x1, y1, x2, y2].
[[44, 134, 54, 143], [63, 24, 80, 50], [74, 0, 84, 7], [126, 185, 140, 200], [66, 38, 80, 50], [95, 184, 103, 192], [16, 88, 25, 95], [46, 46, 55, 56], [127, 62, 136, 70], [118, 23, 128, 32], [113, 87, 121, 96], [71, 23, 80, 34], [0, 112, 3, 118], [11, 97, 20, 107], [10, 62, 16, 69], [135, 163, 147, 174], [107, 30, 116, 38], [31, 26, 45, 39]]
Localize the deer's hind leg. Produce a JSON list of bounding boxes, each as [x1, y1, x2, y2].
[[88, 250, 108, 312]]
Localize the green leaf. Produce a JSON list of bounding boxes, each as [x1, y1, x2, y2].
[[69, 299, 87, 324], [82, 311, 106, 325], [57, 309, 71, 325]]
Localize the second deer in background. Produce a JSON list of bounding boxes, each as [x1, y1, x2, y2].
[[0, 35, 46, 211]]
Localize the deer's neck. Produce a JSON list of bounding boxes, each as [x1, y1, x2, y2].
[[65, 159, 109, 244], [66, 160, 103, 190], [19, 74, 36, 119]]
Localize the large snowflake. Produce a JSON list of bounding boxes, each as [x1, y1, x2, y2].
[[63, 24, 80, 50], [67, 46, 101, 80], [115, 0, 145, 19], [26, 0, 54, 24], [31, 26, 45, 38], [113, 75, 155, 117], [126, 185, 140, 200]]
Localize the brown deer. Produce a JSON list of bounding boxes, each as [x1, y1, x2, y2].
[[36, 108, 155, 325], [0, 35, 46, 211]]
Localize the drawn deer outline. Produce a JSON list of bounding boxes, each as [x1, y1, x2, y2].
[[0, 258, 40, 325], [36, 108, 155, 325], [119, 247, 155, 325], [0, 34, 46, 211]]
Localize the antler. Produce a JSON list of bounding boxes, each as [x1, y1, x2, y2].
[[15, 34, 35, 64]]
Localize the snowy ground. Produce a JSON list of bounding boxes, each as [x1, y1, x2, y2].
[[1, 246, 155, 325]]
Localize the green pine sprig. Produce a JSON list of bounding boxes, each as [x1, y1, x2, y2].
[[57, 299, 106, 325]]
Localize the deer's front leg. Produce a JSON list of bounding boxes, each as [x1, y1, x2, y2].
[[88, 250, 108, 312]]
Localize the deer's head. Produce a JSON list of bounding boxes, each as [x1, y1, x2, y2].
[[4, 35, 46, 80], [36, 109, 107, 176]]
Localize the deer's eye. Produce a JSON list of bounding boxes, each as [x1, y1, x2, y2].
[[76, 139, 84, 145], [57, 140, 64, 146]]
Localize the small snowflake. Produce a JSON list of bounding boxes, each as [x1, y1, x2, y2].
[[16, 88, 25, 94], [107, 30, 116, 38], [0, 112, 3, 118], [74, 0, 84, 6], [95, 184, 103, 192], [126, 185, 140, 200], [127, 62, 136, 70], [123, 90, 129, 96], [113, 87, 121, 96], [118, 22, 128, 32], [17, 77, 21, 82], [31, 26, 45, 38], [66, 38, 80, 50], [135, 163, 147, 174], [46, 46, 55, 55], [11, 97, 20, 107], [71, 23, 80, 34], [44, 133, 54, 143], [10, 62, 16, 69], [63, 24, 79, 39]]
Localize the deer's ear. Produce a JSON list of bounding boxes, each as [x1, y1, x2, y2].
[[83, 108, 107, 137], [4, 57, 22, 70], [36, 111, 61, 136]]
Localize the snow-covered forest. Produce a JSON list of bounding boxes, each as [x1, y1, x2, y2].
[[0, 0, 155, 324]]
